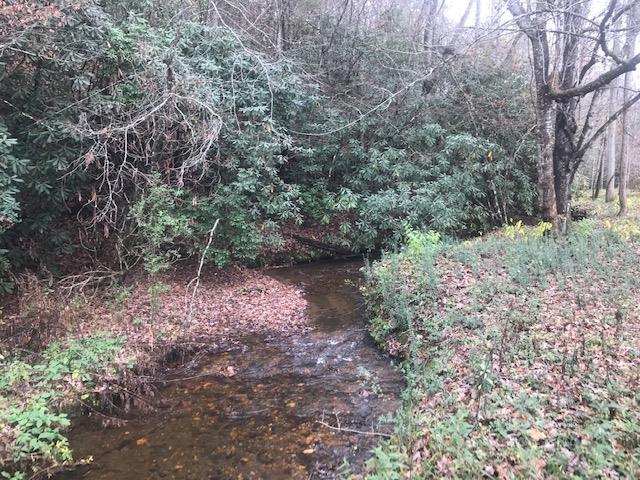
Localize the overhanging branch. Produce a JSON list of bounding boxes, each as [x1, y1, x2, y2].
[[551, 52, 640, 99]]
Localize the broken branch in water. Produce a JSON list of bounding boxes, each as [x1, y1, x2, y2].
[[318, 411, 391, 438]]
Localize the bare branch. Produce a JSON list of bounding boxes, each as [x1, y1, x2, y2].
[[577, 89, 640, 158], [551, 52, 640, 99]]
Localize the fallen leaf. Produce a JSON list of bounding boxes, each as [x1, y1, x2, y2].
[[527, 428, 547, 442], [136, 438, 147, 446]]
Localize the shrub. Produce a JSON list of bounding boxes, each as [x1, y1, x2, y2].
[[129, 177, 192, 275], [0, 335, 127, 477]]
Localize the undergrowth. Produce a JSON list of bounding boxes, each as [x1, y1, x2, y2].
[[0, 335, 129, 478], [361, 208, 640, 479]]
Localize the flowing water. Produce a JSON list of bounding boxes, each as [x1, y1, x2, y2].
[[59, 260, 403, 479]]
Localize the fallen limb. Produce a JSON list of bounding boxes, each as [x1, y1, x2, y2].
[[318, 412, 391, 438], [185, 219, 220, 324]]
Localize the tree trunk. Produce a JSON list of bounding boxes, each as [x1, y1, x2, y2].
[[593, 158, 604, 199], [553, 101, 578, 231], [618, 70, 632, 215], [592, 137, 605, 199], [275, 0, 287, 56], [456, 0, 475, 29], [599, 139, 606, 194], [505, 1, 557, 226], [421, 0, 439, 94], [618, 4, 639, 215], [536, 92, 558, 226], [605, 81, 618, 202]]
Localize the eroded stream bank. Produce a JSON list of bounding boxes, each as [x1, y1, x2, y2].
[[58, 260, 403, 479]]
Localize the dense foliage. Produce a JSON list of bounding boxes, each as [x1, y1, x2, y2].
[[1, 2, 317, 274], [0, 0, 538, 287], [0, 334, 126, 477]]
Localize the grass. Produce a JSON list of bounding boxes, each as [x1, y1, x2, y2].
[[361, 196, 640, 479]]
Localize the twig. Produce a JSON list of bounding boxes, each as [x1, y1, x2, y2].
[[59, 269, 124, 293], [317, 412, 391, 438], [317, 419, 391, 438], [185, 219, 220, 324]]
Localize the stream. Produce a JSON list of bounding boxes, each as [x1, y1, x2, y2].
[[58, 260, 403, 479]]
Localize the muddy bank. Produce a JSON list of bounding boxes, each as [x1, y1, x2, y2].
[[104, 266, 311, 352], [57, 261, 403, 479], [2, 265, 310, 362]]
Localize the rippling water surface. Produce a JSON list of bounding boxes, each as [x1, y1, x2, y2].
[[59, 260, 403, 479]]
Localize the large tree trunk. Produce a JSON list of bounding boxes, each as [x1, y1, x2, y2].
[[605, 81, 618, 202], [618, 4, 639, 215], [550, 3, 588, 231], [553, 102, 578, 230], [536, 92, 558, 226]]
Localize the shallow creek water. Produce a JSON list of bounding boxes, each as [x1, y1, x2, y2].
[[59, 260, 403, 479]]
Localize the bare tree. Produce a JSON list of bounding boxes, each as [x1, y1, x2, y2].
[[506, 0, 640, 230], [274, 0, 288, 55], [618, 3, 640, 214], [605, 81, 619, 201]]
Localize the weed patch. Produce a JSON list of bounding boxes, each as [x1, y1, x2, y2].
[[0, 335, 128, 477], [362, 211, 640, 478]]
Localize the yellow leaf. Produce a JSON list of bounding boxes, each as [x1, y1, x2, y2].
[[136, 438, 148, 446]]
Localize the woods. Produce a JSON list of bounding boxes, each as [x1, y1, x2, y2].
[[2, 1, 640, 284], [506, 0, 640, 229], [2, 0, 640, 479], [0, 0, 542, 287]]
